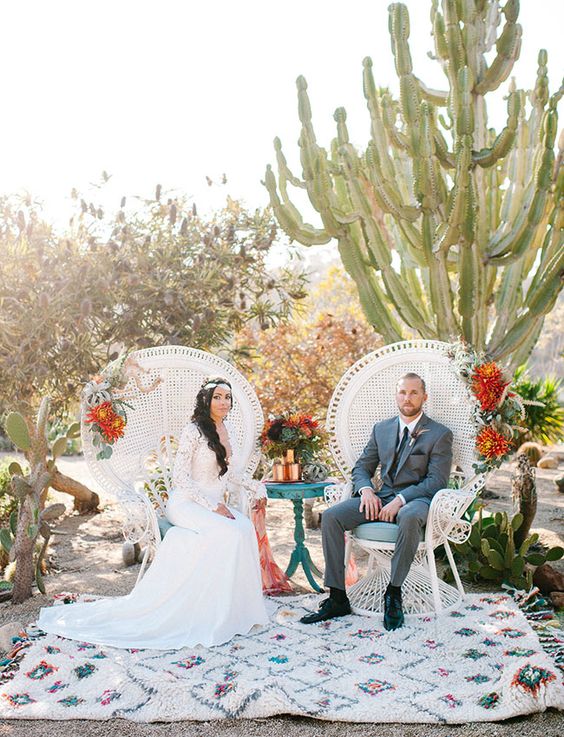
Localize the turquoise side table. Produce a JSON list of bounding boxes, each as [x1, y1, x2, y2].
[[265, 481, 330, 593]]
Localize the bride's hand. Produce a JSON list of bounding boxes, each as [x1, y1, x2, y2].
[[214, 503, 235, 519], [252, 498, 267, 512]]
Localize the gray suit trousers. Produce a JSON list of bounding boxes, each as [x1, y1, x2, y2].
[[322, 493, 429, 589]]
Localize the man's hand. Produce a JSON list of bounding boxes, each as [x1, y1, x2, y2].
[[378, 497, 403, 523], [214, 503, 235, 519], [252, 497, 267, 512], [359, 488, 382, 521]]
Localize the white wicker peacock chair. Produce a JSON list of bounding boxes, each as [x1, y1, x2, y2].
[[80, 346, 263, 583], [325, 340, 486, 617]]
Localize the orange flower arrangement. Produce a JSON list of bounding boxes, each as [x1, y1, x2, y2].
[[471, 362, 509, 411], [476, 426, 512, 461], [261, 412, 324, 462], [85, 402, 126, 443], [83, 353, 133, 460], [448, 342, 525, 473]]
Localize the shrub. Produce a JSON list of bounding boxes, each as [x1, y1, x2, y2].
[[513, 368, 564, 445]]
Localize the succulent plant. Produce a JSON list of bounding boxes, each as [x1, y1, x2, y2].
[[302, 462, 330, 483], [453, 507, 563, 590], [265, 1, 563, 369]]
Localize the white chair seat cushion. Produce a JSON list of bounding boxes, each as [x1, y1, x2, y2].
[[353, 522, 399, 543]]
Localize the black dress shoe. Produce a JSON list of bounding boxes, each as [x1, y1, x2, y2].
[[383, 586, 404, 631], [300, 596, 352, 624]]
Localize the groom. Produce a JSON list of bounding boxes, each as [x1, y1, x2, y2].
[[301, 373, 453, 630]]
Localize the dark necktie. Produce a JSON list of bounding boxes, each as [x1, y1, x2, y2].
[[389, 426, 409, 481]]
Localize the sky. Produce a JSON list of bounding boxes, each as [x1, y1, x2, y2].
[[1, 0, 562, 232]]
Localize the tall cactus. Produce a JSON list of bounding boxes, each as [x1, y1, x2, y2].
[[265, 0, 563, 368]]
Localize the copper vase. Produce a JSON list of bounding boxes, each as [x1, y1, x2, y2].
[[272, 448, 302, 482]]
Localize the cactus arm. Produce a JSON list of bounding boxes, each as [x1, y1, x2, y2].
[[528, 165, 564, 294], [488, 261, 524, 347], [475, 1, 522, 95], [415, 77, 449, 106], [489, 312, 545, 363], [388, 3, 422, 153], [433, 126, 456, 169], [508, 318, 545, 373], [363, 58, 398, 183], [430, 0, 449, 64], [473, 83, 521, 167], [443, 0, 466, 77], [487, 98, 558, 263], [381, 92, 410, 151], [524, 248, 564, 318], [422, 213, 459, 339], [395, 222, 426, 264], [433, 134, 473, 252], [348, 171, 431, 331], [364, 144, 420, 222], [273, 138, 305, 190], [490, 248, 563, 362], [337, 230, 404, 343], [263, 165, 332, 246], [416, 101, 443, 212]]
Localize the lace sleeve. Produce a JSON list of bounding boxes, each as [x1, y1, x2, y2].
[[171, 424, 216, 512], [226, 470, 266, 514]]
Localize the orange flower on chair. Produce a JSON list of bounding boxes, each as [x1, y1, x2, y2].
[[471, 362, 509, 412], [86, 401, 126, 443], [476, 426, 511, 461]]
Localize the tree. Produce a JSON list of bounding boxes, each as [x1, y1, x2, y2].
[[265, 0, 563, 370], [236, 266, 381, 420], [0, 189, 306, 416], [0, 188, 307, 510]]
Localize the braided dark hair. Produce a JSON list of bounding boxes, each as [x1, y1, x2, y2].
[[191, 376, 233, 477]]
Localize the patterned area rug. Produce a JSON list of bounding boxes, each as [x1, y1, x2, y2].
[[1, 591, 563, 723]]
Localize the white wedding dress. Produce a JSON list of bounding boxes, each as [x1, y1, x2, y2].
[[37, 420, 269, 650]]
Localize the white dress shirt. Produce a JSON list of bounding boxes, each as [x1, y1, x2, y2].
[[359, 412, 423, 507]]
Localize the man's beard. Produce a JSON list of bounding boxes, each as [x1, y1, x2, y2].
[[400, 404, 422, 417]]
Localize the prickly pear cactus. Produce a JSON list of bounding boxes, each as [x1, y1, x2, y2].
[[0, 398, 63, 602], [266, 0, 563, 369]]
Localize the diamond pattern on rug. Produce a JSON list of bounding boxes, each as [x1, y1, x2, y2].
[[0, 593, 562, 723]]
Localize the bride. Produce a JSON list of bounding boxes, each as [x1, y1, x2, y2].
[[37, 377, 270, 649]]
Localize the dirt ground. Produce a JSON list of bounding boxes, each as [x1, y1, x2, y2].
[[0, 452, 563, 736]]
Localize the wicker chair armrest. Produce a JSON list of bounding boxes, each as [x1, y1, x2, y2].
[[425, 487, 476, 548], [117, 484, 160, 547], [324, 481, 353, 506]]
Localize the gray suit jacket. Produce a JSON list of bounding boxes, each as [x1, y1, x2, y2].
[[351, 413, 453, 505]]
